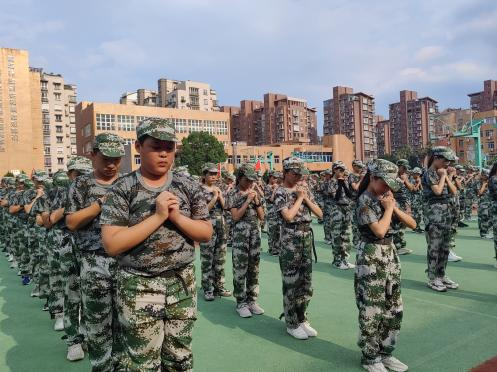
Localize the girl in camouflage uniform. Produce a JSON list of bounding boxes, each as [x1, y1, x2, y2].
[[422, 147, 460, 292], [199, 162, 231, 301], [226, 163, 265, 318], [409, 167, 424, 233], [325, 161, 355, 269], [275, 157, 322, 340], [264, 171, 282, 256], [355, 159, 415, 372], [477, 169, 492, 239]]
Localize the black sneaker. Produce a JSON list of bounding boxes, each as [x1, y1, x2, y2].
[[458, 222, 468, 228]]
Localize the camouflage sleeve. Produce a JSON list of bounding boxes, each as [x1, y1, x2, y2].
[[356, 196, 379, 226], [100, 180, 130, 227], [66, 177, 85, 215], [188, 182, 209, 220], [225, 190, 235, 210], [427, 169, 440, 186], [274, 188, 289, 212]]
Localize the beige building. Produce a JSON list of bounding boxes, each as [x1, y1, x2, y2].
[[0, 48, 43, 175], [75, 102, 230, 169], [120, 89, 157, 106], [157, 78, 219, 111], [376, 115, 391, 157], [323, 86, 377, 161], [225, 134, 354, 173], [40, 71, 77, 174]]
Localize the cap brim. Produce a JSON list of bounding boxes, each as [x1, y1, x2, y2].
[[206, 168, 218, 173], [381, 176, 401, 192], [98, 144, 125, 158], [144, 131, 178, 142]]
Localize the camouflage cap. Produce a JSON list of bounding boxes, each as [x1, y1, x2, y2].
[[52, 171, 71, 187], [332, 160, 347, 171], [24, 179, 34, 189], [202, 162, 218, 174], [31, 170, 48, 182], [67, 156, 93, 173], [282, 156, 306, 175], [93, 133, 125, 158], [352, 159, 365, 168], [273, 171, 283, 179], [368, 159, 401, 192], [431, 146, 456, 161], [482, 168, 490, 176], [238, 163, 258, 181], [16, 174, 28, 183], [411, 167, 422, 175], [136, 117, 177, 142], [396, 159, 410, 169]]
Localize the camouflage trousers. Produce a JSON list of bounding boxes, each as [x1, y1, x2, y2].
[[231, 221, 261, 306], [392, 201, 409, 252], [81, 251, 121, 372], [279, 225, 313, 329], [351, 201, 360, 248], [425, 202, 455, 280], [478, 201, 492, 237], [464, 196, 476, 220], [223, 211, 233, 246], [411, 197, 424, 230], [116, 264, 197, 371], [267, 214, 281, 255], [47, 228, 65, 315], [18, 221, 31, 275], [355, 241, 403, 365], [459, 197, 466, 222], [60, 232, 84, 346], [330, 204, 352, 265], [10, 221, 21, 264], [33, 227, 50, 298], [322, 202, 333, 242], [200, 217, 227, 293]]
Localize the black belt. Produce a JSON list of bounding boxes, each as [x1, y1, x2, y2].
[[156, 267, 190, 295], [361, 237, 393, 245]]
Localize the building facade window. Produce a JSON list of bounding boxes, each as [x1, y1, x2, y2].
[[96, 113, 115, 130], [117, 115, 135, 131]]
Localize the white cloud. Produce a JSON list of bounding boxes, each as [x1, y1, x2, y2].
[[415, 46, 445, 62]]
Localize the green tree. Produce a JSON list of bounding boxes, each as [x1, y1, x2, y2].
[[175, 131, 227, 176]]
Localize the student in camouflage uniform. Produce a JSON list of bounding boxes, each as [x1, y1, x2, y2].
[[100, 117, 212, 371], [464, 168, 477, 221], [355, 159, 415, 372], [265, 170, 282, 256], [477, 169, 492, 239], [324, 161, 355, 269], [199, 162, 231, 301], [392, 159, 414, 255], [422, 147, 460, 291], [221, 171, 236, 247], [487, 162, 497, 268], [320, 169, 333, 244], [17, 177, 38, 285], [53, 156, 93, 361], [455, 166, 469, 228], [226, 163, 265, 318], [409, 167, 424, 233], [274, 157, 322, 340], [66, 133, 125, 371], [313, 172, 325, 224], [349, 160, 366, 248], [8, 175, 28, 273]]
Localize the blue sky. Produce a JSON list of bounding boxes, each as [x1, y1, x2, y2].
[[1, 0, 496, 134]]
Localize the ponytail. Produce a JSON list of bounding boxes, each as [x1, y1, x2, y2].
[[427, 154, 435, 168], [357, 170, 371, 197]]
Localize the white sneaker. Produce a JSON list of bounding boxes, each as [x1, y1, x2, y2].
[[362, 362, 388, 372], [66, 343, 85, 361], [441, 276, 459, 289], [346, 261, 356, 269], [448, 250, 462, 262], [494, 262, 497, 269], [427, 278, 447, 292], [17, 270, 21, 276], [382, 356, 408, 372], [236, 304, 252, 318], [338, 262, 352, 270], [54, 313, 64, 331], [300, 321, 318, 337], [397, 248, 413, 255], [248, 302, 264, 315], [286, 325, 308, 340], [30, 288, 40, 297], [7, 255, 13, 262]]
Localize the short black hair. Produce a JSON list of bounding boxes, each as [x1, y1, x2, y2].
[[138, 134, 151, 145]]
